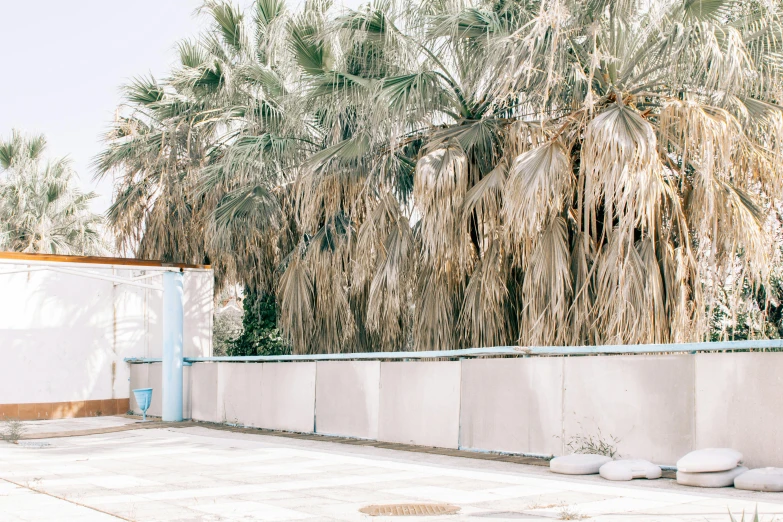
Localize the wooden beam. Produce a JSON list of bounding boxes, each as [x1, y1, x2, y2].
[[0, 251, 210, 269]]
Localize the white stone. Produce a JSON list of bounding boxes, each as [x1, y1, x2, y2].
[[676, 466, 748, 488], [599, 459, 662, 481], [734, 467, 783, 492], [676, 448, 742, 473], [550, 454, 612, 475]]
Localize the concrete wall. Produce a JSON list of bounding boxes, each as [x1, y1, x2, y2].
[[0, 263, 213, 413], [259, 363, 316, 432], [562, 355, 694, 465], [131, 351, 783, 468], [694, 352, 783, 469], [191, 362, 218, 422], [379, 361, 461, 448], [196, 362, 316, 432], [460, 358, 563, 457], [218, 363, 262, 426], [129, 362, 191, 420], [315, 361, 380, 439]]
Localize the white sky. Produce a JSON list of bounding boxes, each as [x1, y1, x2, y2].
[[0, 0, 362, 214]]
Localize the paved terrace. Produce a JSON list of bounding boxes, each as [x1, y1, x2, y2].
[[1, 417, 782, 521]]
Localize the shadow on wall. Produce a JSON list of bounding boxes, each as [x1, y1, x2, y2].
[[184, 271, 213, 358], [0, 266, 163, 418]]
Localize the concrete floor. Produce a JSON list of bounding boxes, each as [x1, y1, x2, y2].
[[0, 418, 781, 521], [14, 416, 141, 437]]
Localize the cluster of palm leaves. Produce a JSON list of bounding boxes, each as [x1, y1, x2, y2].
[[0, 131, 105, 255], [97, 0, 783, 353]]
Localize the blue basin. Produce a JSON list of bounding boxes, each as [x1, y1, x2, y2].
[[132, 388, 153, 421]]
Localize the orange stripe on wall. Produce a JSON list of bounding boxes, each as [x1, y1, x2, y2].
[[0, 399, 130, 421], [0, 251, 209, 269]]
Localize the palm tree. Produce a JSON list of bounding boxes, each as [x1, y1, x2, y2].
[[99, 0, 783, 352], [96, 0, 304, 291], [0, 130, 105, 256]]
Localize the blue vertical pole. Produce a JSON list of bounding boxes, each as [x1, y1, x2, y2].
[[162, 270, 184, 422]]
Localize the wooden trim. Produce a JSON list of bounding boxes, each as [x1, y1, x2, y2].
[[0, 398, 131, 421], [0, 251, 210, 270]]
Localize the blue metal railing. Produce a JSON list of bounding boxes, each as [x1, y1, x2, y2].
[[124, 339, 783, 364]]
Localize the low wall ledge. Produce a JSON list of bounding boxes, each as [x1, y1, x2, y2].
[[124, 339, 783, 364]]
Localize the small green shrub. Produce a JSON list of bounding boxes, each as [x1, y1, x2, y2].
[[213, 303, 244, 355], [728, 506, 764, 522], [2, 419, 26, 443], [558, 506, 587, 520], [229, 290, 290, 356], [566, 429, 620, 458]]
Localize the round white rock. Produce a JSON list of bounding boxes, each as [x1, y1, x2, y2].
[[599, 459, 662, 481], [734, 468, 783, 492], [676, 448, 743, 473], [550, 454, 612, 475], [677, 466, 748, 488]]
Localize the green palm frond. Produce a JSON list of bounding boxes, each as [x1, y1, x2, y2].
[[304, 134, 370, 170], [178, 39, 209, 68], [124, 76, 165, 106], [683, 0, 736, 22], [380, 71, 444, 113], [728, 505, 761, 522], [207, 1, 246, 52], [428, 8, 504, 39], [255, 0, 286, 27], [336, 8, 388, 39], [288, 19, 329, 75], [213, 185, 281, 229]]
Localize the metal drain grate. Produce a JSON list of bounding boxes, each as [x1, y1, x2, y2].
[[15, 441, 51, 448], [359, 503, 460, 516]]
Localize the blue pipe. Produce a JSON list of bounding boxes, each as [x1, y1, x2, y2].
[[124, 339, 783, 364], [162, 271, 184, 421]]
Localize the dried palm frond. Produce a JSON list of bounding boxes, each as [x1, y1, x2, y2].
[[504, 139, 573, 254]]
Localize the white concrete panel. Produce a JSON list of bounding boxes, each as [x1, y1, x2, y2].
[[131, 363, 189, 420], [563, 355, 694, 465], [128, 363, 150, 414], [217, 363, 263, 426], [695, 352, 783, 468], [190, 363, 220, 423], [259, 363, 316, 433], [460, 358, 563, 456], [183, 364, 192, 420], [146, 362, 163, 418], [378, 361, 461, 449], [315, 361, 380, 439]]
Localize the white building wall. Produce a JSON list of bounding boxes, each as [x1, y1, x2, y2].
[[0, 263, 213, 406]]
